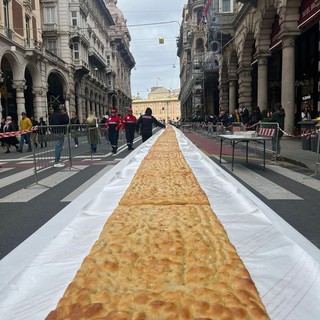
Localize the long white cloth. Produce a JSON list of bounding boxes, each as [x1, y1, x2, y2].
[[0, 128, 320, 320]]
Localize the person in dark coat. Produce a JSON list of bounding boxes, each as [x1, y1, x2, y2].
[[70, 113, 80, 148], [136, 107, 165, 143], [2, 116, 19, 153], [266, 102, 285, 160], [240, 106, 250, 126], [38, 117, 48, 148], [49, 105, 70, 167], [248, 106, 262, 130]]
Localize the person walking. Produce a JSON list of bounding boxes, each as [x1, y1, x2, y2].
[[136, 107, 165, 143], [30, 116, 39, 148], [2, 116, 19, 153], [86, 112, 100, 153], [0, 117, 6, 149], [266, 102, 285, 160], [17, 112, 32, 152], [49, 105, 69, 167], [122, 108, 137, 150], [105, 109, 122, 154], [38, 117, 48, 148], [70, 113, 80, 147]]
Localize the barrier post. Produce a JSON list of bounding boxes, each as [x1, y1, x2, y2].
[[256, 122, 279, 160]]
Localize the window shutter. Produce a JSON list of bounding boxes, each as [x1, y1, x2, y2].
[[12, 0, 23, 36]]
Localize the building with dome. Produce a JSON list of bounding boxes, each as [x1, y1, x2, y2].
[[0, 0, 135, 124], [132, 87, 181, 124]]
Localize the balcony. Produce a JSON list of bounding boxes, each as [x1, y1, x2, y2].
[[24, 39, 42, 58], [70, 27, 90, 46], [105, 64, 116, 75], [88, 47, 107, 68], [74, 59, 90, 76], [42, 23, 59, 36]]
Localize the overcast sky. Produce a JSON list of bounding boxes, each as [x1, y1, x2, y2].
[[117, 0, 186, 99]]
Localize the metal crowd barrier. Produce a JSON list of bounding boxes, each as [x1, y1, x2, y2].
[[255, 122, 279, 158], [32, 123, 112, 184]]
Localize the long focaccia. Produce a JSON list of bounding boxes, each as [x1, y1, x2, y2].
[[46, 127, 269, 320]]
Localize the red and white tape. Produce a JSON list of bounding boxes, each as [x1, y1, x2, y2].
[[0, 127, 38, 139]]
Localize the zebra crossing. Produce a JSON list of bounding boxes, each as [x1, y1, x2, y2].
[[223, 163, 303, 200], [203, 148, 320, 201], [0, 160, 117, 204], [1, 152, 319, 203]]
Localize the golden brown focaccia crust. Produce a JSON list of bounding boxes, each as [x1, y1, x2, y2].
[[46, 127, 269, 320]]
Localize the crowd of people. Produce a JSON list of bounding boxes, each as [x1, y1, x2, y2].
[[1, 104, 287, 160], [203, 106, 263, 130], [0, 106, 166, 160]]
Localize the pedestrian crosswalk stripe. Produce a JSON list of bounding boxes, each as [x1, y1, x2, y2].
[[0, 167, 40, 189], [223, 164, 302, 200], [266, 165, 320, 192], [0, 166, 88, 203], [0, 167, 13, 174], [61, 165, 113, 202]]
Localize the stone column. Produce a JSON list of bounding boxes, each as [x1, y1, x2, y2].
[[219, 63, 229, 112], [281, 36, 296, 134], [228, 74, 237, 113], [256, 54, 269, 111], [32, 87, 47, 119], [237, 66, 252, 111], [77, 94, 84, 124], [12, 80, 26, 117], [219, 83, 229, 112], [86, 99, 90, 117], [63, 93, 70, 118]]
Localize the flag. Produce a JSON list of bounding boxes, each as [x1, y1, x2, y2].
[[159, 38, 164, 44], [204, 0, 212, 15]]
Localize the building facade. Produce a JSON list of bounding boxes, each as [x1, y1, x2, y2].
[[132, 87, 181, 124], [178, 0, 320, 134], [0, 0, 134, 125]]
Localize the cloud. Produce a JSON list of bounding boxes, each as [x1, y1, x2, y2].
[[117, 0, 185, 98]]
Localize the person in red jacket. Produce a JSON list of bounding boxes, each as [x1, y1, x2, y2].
[[122, 108, 137, 150], [105, 109, 122, 154]]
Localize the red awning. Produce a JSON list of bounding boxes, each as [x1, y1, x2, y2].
[[299, 0, 320, 28]]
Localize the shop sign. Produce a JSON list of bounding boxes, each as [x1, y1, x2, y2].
[[299, 0, 320, 28]]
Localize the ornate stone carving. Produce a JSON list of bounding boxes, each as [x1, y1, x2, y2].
[[282, 36, 295, 49], [12, 81, 26, 91]]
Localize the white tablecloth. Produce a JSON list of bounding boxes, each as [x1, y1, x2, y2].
[[0, 127, 320, 320]]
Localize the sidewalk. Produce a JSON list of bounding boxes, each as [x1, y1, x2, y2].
[[182, 127, 319, 175], [279, 136, 319, 173]]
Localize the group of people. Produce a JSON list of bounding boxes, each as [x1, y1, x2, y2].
[[212, 106, 263, 129], [209, 103, 285, 160], [104, 107, 165, 154], [1, 103, 285, 161], [0, 112, 38, 154]]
